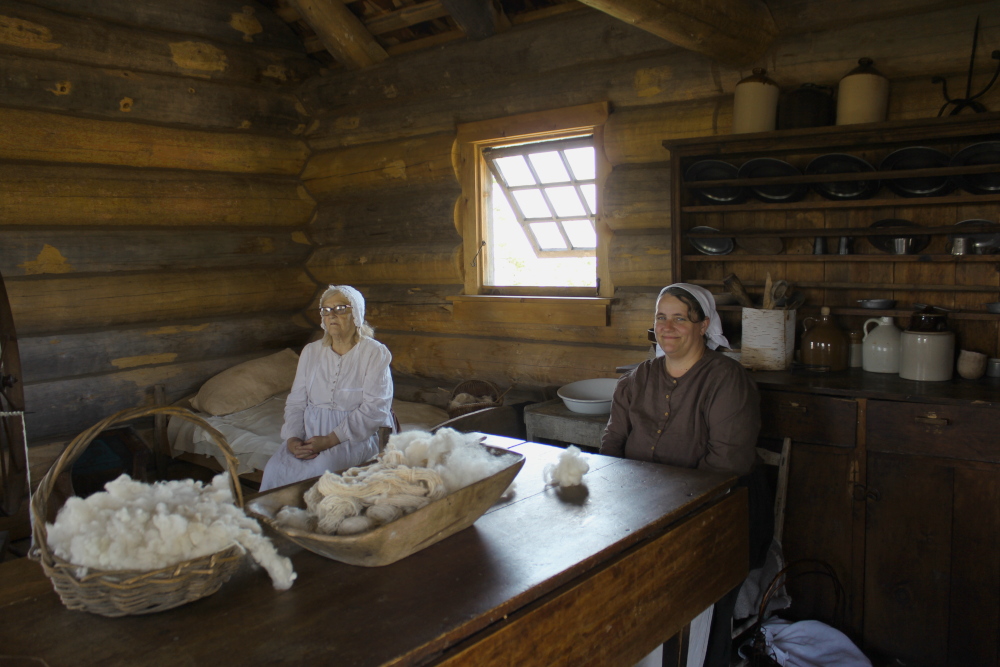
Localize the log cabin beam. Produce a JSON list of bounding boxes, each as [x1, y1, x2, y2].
[[574, 0, 777, 67], [608, 229, 673, 286], [2, 229, 311, 277], [366, 1, 450, 35], [0, 0, 316, 85], [439, 0, 508, 40], [289, 0, 388, 70], [302, 133, 457, 199], [0, 108, 309, 174], [0, 165, 313, 228], [308, 243, 464, 285], [6, 268, 317, 335], [19, 314, 310, 383]]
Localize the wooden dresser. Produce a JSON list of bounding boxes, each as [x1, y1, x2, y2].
[[754, 369, 1000, 667]]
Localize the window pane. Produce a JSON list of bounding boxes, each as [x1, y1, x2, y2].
[[512, 189, 551, 218], [494, 155, 535, 187], [563, 220, 597, 248], [528, 151, 570, 183], [581, 183, 596, 215], [564, 147, 596, 180], [545, 186, 586, 217], [530, 222, 568, 250]]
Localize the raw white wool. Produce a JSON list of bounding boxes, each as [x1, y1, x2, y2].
[[544, 445, 590, 487], [47, 473, 295, 590], [275, 506, 316, 532], [289, 428, 511, 536], [446, 392, 496, 412]]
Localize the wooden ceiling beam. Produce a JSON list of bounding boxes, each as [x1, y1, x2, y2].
[[365, 1, 451, 36], [439, 0, 510, 40], [290, 0, 389, 69], [574, 0, 777, 67]]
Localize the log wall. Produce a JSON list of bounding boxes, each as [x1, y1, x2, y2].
[[0, 0, 318, 443], [298, 1, 1000, 394]]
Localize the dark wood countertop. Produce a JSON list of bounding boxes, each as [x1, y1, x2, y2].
[[751, 368, 1000, 407], [0, 442, 744, 667]]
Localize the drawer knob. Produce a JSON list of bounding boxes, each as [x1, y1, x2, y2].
[[781, 404, 808, 413], [915, 416, 949, 426], [866, 489, 881, 502]]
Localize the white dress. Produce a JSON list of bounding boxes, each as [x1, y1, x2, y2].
[[259, 337, 393, 491]]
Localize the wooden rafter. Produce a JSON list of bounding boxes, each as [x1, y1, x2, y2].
[[366, 0, 451, 36], [574, 0, 777, 67], [440, 0, 510, 40], [290, 0, 389, 69]]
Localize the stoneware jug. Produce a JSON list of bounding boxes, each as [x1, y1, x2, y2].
[[899, 330, 954, 381], [733, 68, 780, 134], [801, 306, 849, 371], [862, 317, 901, 373]]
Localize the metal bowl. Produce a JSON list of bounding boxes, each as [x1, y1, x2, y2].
[[986, 302, 1000, 314], [858, 299, 896, 309]]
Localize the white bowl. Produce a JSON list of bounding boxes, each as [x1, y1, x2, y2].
[[557, 378, 619, 414]]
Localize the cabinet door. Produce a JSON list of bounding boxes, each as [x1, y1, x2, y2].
[[865, 453, 1000, 666], [782, 442, 856, 630]]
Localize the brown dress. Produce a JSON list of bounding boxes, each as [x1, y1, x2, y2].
[[600, 349, 761, 476]]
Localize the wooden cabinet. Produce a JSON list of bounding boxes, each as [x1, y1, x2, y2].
[[663, 113, 1000, 356], [757, 375, 1000, 666]]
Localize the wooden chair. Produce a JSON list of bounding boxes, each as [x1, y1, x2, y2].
[[430, 406, 524, 440], [731, 436, 792, 658]]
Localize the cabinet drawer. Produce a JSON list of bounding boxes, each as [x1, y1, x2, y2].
[[867, 400, 1000, 462], [760, 391, 857, 447]]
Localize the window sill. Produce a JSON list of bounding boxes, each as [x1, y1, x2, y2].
[[447, 295, 611, 327]]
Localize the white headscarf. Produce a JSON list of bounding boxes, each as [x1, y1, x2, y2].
[[320, 284, 367, 335], [654, 283, 730, 356]]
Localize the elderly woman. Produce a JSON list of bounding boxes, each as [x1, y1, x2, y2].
[[259, 285, 394, 492], [602, 283, 767, 667]]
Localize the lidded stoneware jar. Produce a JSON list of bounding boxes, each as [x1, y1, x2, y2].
[[733, 68, 780, 134], [800, 306, 849, 371]]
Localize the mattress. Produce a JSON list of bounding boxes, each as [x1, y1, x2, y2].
[[167, 393, 449, 475]]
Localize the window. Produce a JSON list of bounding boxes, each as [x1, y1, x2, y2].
[[456, 103, 612, 301]]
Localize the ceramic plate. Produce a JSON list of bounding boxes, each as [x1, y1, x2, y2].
[[867, 219, 930, 254], [737, 158, 807, 203], [879, 146, 954, 197], [951, 141, 1000, 194], [684, 160, 746, 204], [688, 225, 734, 255], [805, 154, 880, 200]]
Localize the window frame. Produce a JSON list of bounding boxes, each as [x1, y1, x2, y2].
[[456, 102, 613, 299]]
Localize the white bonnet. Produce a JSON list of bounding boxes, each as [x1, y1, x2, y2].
[[654, 283, 730, 354], [321, 285, 366, 334]]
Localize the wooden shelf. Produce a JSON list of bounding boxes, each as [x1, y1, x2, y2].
[[683, 254, 1000, 262], [717, 304, 1000, 321], [682, 192, 1000, 213]]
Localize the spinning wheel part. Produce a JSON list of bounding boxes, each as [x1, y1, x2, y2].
[[0, 272, 27, 517]]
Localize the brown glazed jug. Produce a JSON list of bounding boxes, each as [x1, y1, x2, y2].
[[800, 306, 849, 371]]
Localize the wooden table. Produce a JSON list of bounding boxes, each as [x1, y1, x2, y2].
[[523, 399, 610, 450], [0, 439, 748, 666]]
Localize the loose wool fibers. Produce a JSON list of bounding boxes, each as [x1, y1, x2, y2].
[[279, 428, 511, 536], [544, 445, 590, 487], [47, 473, 295, 590]]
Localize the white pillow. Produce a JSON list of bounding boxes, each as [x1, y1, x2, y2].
[[191, 348, 299, 416]]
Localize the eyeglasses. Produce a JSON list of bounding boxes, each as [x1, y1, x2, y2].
[[319, 305, 352, 316]]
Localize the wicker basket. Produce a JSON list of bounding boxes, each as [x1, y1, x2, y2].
[[30, 405, 246, 617], [447, 380, 507, 419]]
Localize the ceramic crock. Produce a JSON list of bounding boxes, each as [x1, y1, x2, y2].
[[899, 330, 955, 381]]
